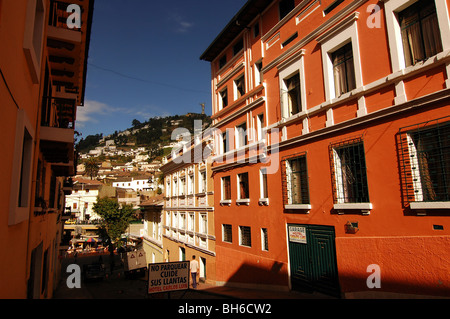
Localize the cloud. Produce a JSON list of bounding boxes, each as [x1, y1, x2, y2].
[[76, 100, 113, 126], [77, 100, 172, 129], [168, 13, 194, 33]]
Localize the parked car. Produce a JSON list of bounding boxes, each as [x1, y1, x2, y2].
[[83, 262, 106, 281]]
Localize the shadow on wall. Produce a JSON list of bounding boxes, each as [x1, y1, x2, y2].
[[223, 261, 289, 289]]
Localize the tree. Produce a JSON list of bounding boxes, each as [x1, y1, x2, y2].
[[132, 119, 141, 128], [93, 197, 135, 248], [84, 158, 99, 180]]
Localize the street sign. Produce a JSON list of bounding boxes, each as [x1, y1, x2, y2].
[[147, 261, 190, 294]]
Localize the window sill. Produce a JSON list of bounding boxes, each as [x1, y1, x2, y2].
[[220, 200, 232, 206], [236, 199, 250, 206], [259, 198, 269, 206], [334, 203, 372, 215], [410, 202, 450, 210], [285, 204, 311, 212]]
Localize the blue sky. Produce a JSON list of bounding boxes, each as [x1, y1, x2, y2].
[[76, 0, 248, 139]]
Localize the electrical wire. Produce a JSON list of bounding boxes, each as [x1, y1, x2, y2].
[[87, 62, 211, 95]]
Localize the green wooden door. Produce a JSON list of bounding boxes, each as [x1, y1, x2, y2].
[[288, 224, 340, 297]]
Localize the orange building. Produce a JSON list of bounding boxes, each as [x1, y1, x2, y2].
[[0, 0, 94, 298], [201, 0, 450, 297]]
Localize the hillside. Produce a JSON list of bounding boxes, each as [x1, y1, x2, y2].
[[75, 113, 211, 154]]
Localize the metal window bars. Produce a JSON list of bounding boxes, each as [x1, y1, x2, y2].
[[398, 118, 450, 205], [281, 152, 310, 206], [329, 137, 369, 204]]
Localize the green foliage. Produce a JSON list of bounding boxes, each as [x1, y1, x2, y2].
[[76, 134, 102, 153], [93, 197, 135, 248]]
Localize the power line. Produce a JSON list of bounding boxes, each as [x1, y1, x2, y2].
[[87, 62, 210, 95]]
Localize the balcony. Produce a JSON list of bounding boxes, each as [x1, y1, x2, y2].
[[46, 0, 93, 107]]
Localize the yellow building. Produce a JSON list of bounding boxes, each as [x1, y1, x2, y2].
[[160, 134, 216, 285], [0, 0, 94, 298]]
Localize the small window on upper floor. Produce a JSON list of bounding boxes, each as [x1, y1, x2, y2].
[[323, 0, 344, 16], [233, 38, 244, 56], [219, 87, 228, 110], [219, 54, 227, 69], [279, 0, 295, 20], [234, 74, 246, 100], [254, 23, 260, 38]]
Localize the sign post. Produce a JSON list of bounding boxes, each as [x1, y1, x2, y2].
[[147, 261, 190, 296]]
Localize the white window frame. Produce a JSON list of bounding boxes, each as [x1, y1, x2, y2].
[[261, 228, 269, 251], [254, 61, 263, 86], [219, 87, 228, 111], [278, 50, 307, 119], [187, 174, 194, 195], [222, 224, 233, 243], [199, 213, 207, 234], [317, 12, 363, 101], [239, 226, 252, 248], [23, 0, 46, 83], [199, 170, 207, 193], [384, 0, 450, 73], [9, 109, 35, 225], [234, 74, 246, 100], [259, 168, 269, 205], [256, 113, 265, 141]]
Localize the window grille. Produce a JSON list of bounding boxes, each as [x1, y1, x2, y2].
[[239, 226, 251, 247], [329, 138, 369, 203], [281, 152, 310, 206], [223, 224, 232, 243], [398, 118, 450, 205]]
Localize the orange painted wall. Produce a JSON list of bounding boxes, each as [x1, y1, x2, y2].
[[208, 0, 450, 296]]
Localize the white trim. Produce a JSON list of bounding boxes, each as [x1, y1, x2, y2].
[[278, 49, 307, 118], [318, 12, 363, 101], [9, 109, 35, 225], [284, 204, 312, 211], [334, 203, 373, 214], [383, 0, 450, 72], [410, 202, 450, 209]]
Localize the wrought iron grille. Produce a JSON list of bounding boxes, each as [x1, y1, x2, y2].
[[398, 118, 450, 204], [281, 152, 310, 206], [329, 138, 369, 204]]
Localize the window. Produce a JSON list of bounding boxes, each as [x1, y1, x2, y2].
[[10, 109, 35, 225], [279, 0, 295, 20], [403, 121, 450, 203], [222, 176, 231, 201], [219, 55, 227, 69], [179, 177, 185, 196], [23, 0, 45, 83], [286, 155, 310, 205], [332, 42, 356, 97], [255, 61, 263, 86], [199, 171, 207, 193], [188, 213, 195, 232], [18, 129, 33, 208], [236, 122, 247, 148], [200, 213, 207, 234], [188, 174, 194, 195], [233, 38, 244, 55], [331, 140, 370, 204], [260, 168, 268, 199], [239, 226, 251, 247], [254, 23, 260, 38], [179, 213, 186, 230], [261, 228, 269, 251], [282, 32, 298, 48], [219, 88, 228, 110], [257, 114, 265, 141], [318, 12, 362, 101], [234, 75, 246, 100], [283, 72, 301, 117], [398, 0, 442, 67], [223, 224, 232, 243], [324, 0, 344, 16], [222, 130, 230, 154], [238, 173, 249, 199]]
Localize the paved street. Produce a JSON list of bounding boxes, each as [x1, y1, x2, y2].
[[53, 254, 333, 300]]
